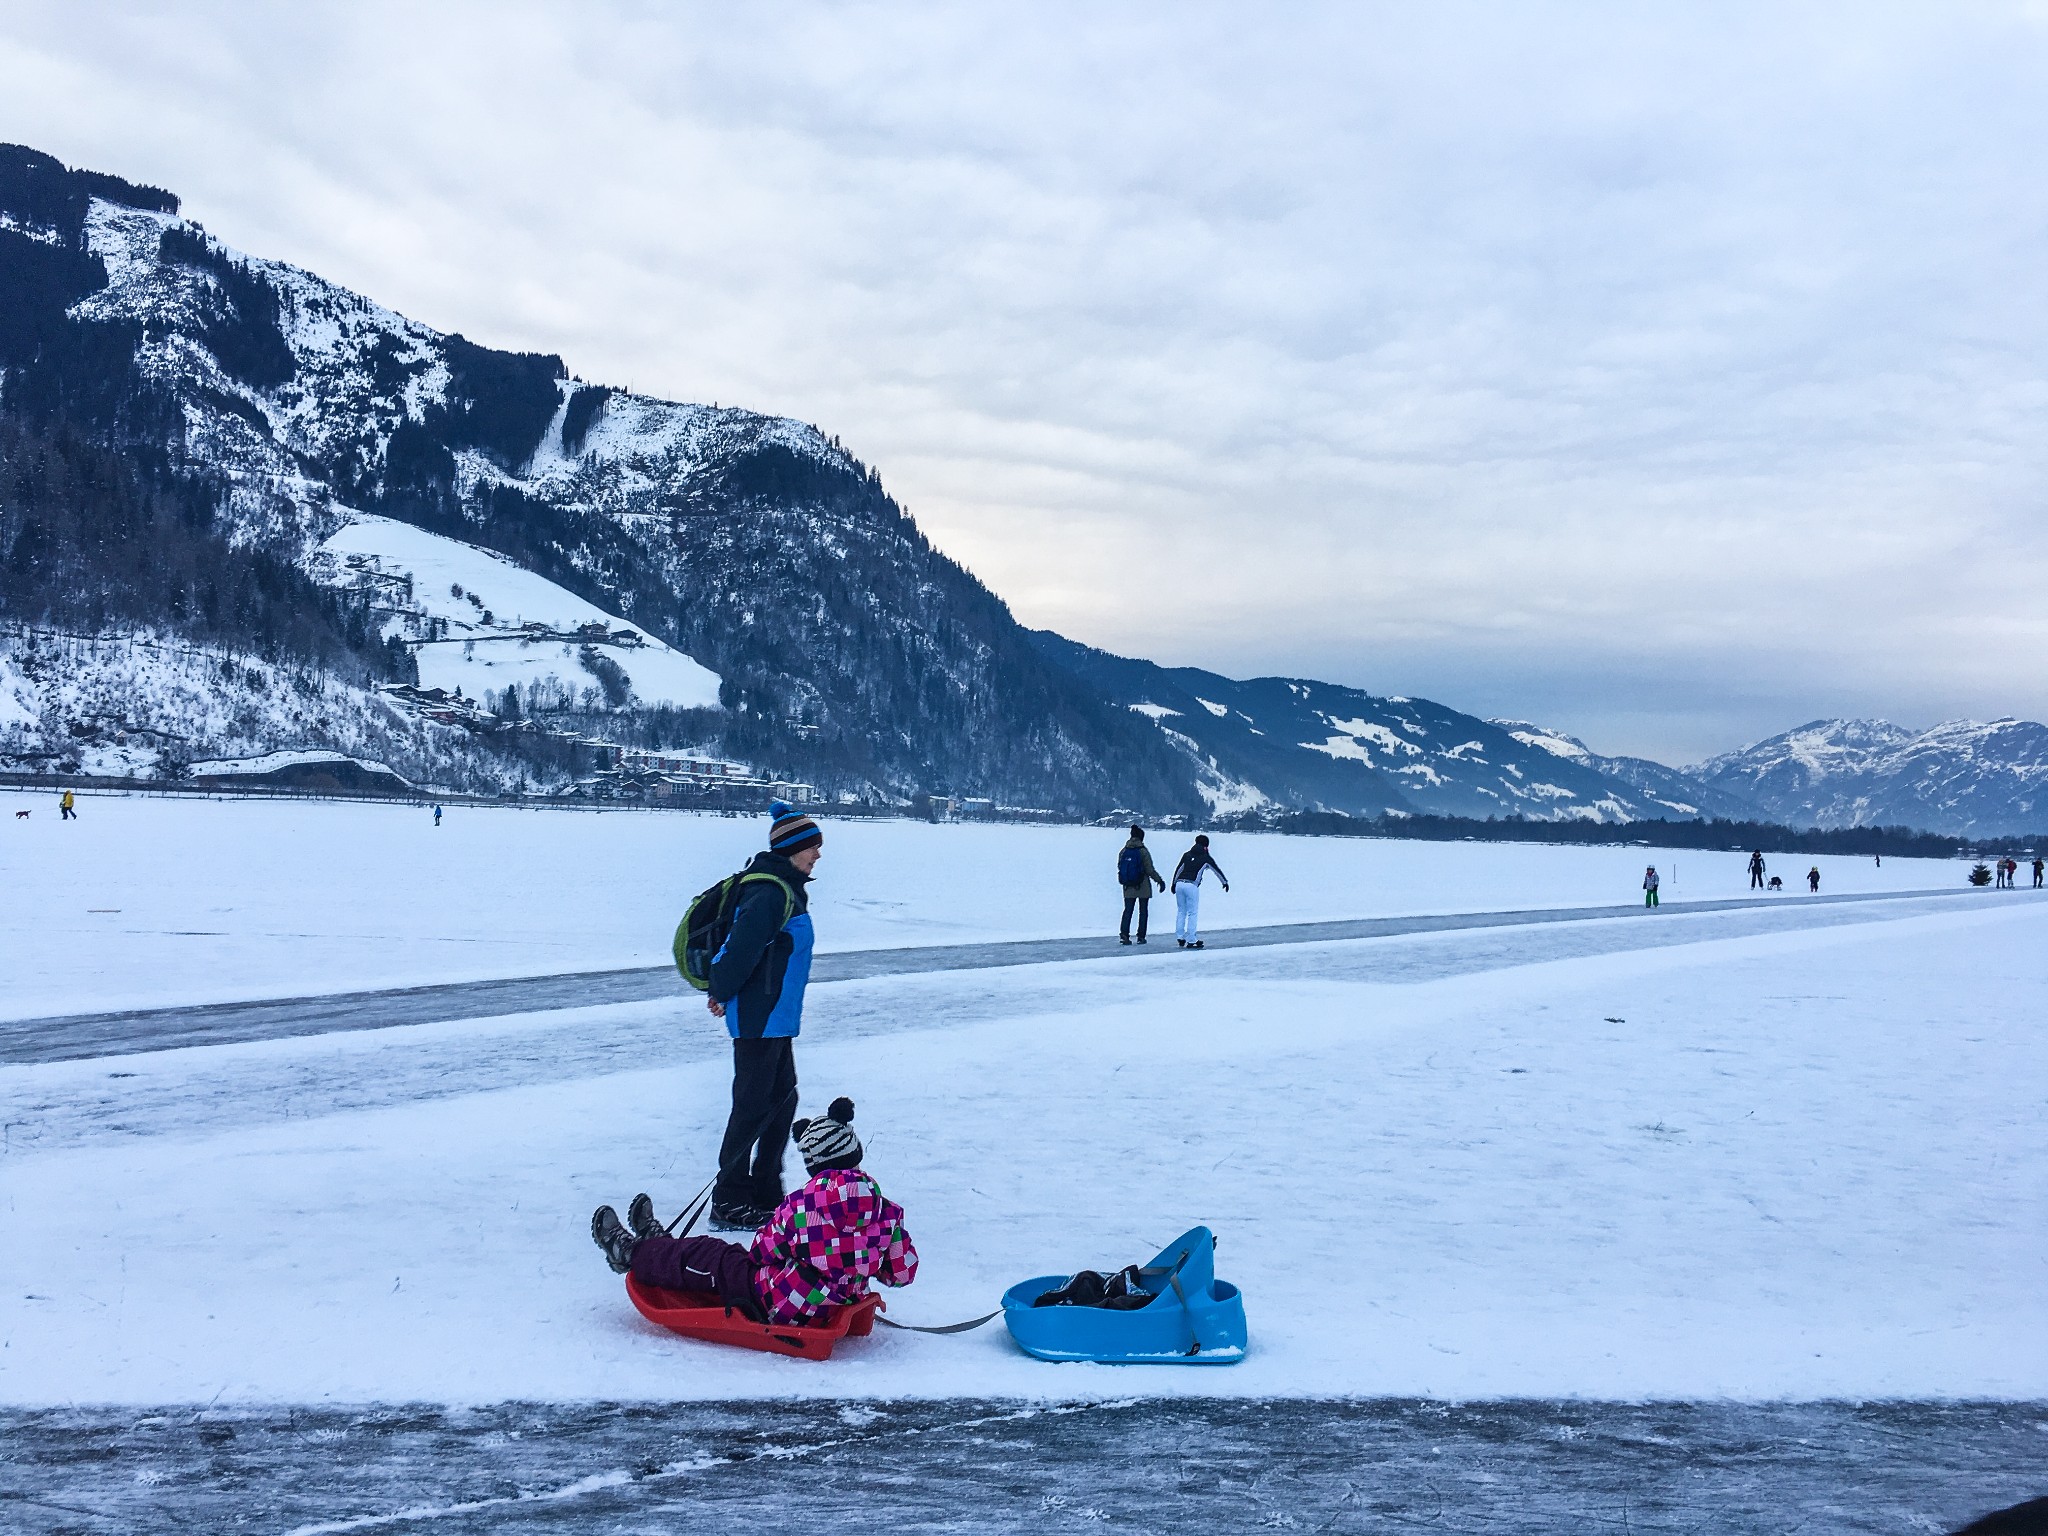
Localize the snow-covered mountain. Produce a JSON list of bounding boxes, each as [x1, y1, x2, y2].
[[1029, 633, 1687, 822], [1691, 718, 2048, 837], [1490, 720, 1765, 822], [0, 144, 1197, 808]]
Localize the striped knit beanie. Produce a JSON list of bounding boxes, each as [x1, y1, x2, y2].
[[793, 1096, 863, 1174], [768, 798, 822, 855]]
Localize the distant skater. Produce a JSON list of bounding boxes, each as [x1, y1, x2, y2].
[[433, 803, 443, 827], [1171, 834, 1231, 948], [1642, 865, 1660, 908], [1117, 825, 1165, 945], [58, 789, 76, 821], [2034, 857, 2043, 889], [1807, 866, 1821, 894], [1748, 850, 1765, 890]]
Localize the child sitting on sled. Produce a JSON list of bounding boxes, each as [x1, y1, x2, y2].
[[591, 1096, 917, 1325]]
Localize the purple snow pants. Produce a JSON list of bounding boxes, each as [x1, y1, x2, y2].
[[630, 1234, 767, 1322]]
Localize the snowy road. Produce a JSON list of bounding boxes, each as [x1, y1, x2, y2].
[[3, 1399, 2042, 1534], [1, 884, 1981, 1063]]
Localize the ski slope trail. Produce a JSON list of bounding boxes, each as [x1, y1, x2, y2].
[[0, 885, 1985, 1063]]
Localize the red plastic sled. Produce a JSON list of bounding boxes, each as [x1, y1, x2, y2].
[[624, 1273, 883, 1360]]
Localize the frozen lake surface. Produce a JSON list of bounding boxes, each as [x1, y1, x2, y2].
[[5, 1398, 2044, 1534], [3, 798, 2041, 1528], [0, 789, 1970, 1019], [3, 886, 2039, 1403]]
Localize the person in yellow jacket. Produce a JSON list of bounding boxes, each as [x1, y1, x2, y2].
[[58, 789, 77, 821]]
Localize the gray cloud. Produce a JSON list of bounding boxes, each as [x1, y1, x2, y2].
[[6, 1, 2047, 762]]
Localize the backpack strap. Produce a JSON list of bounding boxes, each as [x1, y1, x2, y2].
[[729, 870, 798, 930]]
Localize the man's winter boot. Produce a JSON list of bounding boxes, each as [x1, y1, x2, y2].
[[626, 1192, 663, 1241], [591, 1205, 638, 1275], [710, 1201, 768, 1233], [1119, 936, 1132, 945], [1191, 940, 1204, 949]]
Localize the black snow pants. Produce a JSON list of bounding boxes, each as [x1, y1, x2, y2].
[[715, 1036, 797, 1212], [1750, 870, 1764, 889], [1120, 890, 1150, 941]]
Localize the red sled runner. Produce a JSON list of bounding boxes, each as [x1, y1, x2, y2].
[[625, 1273, 884, 1361]]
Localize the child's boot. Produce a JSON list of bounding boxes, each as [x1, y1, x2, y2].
[[591, 1205, 638, 1274]]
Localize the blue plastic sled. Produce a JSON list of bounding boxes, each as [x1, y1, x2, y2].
[[1001, 1226, 1247, 1365]]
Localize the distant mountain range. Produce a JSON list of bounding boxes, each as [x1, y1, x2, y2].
[[1487, 721, 1766, 822], [1689, 718, 2048, 838], [3, 143, 2043, 836], [1030, 632, 1647, 822]]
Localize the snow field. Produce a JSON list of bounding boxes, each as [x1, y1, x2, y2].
[[0, 790, 1969, 1019], [1, 899, 2040, 1403], [318, 514, 723, 709]]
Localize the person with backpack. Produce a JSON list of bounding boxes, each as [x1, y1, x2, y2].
[[687, 800, 823, 1230], [1642, 865, 1660, 908], [1748, 850, 1765, 890], [1117, 825, 1165, 945], [1170, 834, 1230, 948]]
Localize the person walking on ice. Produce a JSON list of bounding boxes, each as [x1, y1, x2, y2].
[[1807, 865, 1821, 893], [58, 789, 76, 821], [1171, 834, 1231, 948], [1748, 850, 1765, 890], [703, 800, 823, 1230], [432, 803, 442, 827], [2033, 857, 2043, 889], [1117, 824, 1166, 945], [1642, 865, 1660, 908]]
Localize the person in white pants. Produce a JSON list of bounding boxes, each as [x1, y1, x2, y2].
[[1170, 834, 1231, 948]]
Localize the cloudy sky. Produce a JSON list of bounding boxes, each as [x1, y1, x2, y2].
[[6, 1, 2046, 762]]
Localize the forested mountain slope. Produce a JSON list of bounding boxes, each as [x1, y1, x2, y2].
[[0, 143, 1197, 808]]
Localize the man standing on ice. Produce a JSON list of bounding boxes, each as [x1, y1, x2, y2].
[[1170, 834, 1230, 948], [704, 800, 822, 1230], [1117, 824, 1166, 945]]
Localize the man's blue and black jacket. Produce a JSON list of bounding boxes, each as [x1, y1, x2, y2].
[[708, 850, 814, 1039]]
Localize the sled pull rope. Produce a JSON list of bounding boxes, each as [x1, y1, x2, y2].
[[873, 1309, 1002, 1335], [660, 1087, 800, 1239]]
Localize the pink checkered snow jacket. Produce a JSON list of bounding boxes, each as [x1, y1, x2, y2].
[[748, 1167, 918, 1324]]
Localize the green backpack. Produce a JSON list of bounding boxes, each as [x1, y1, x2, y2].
[[673, 869, 797, 991]]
